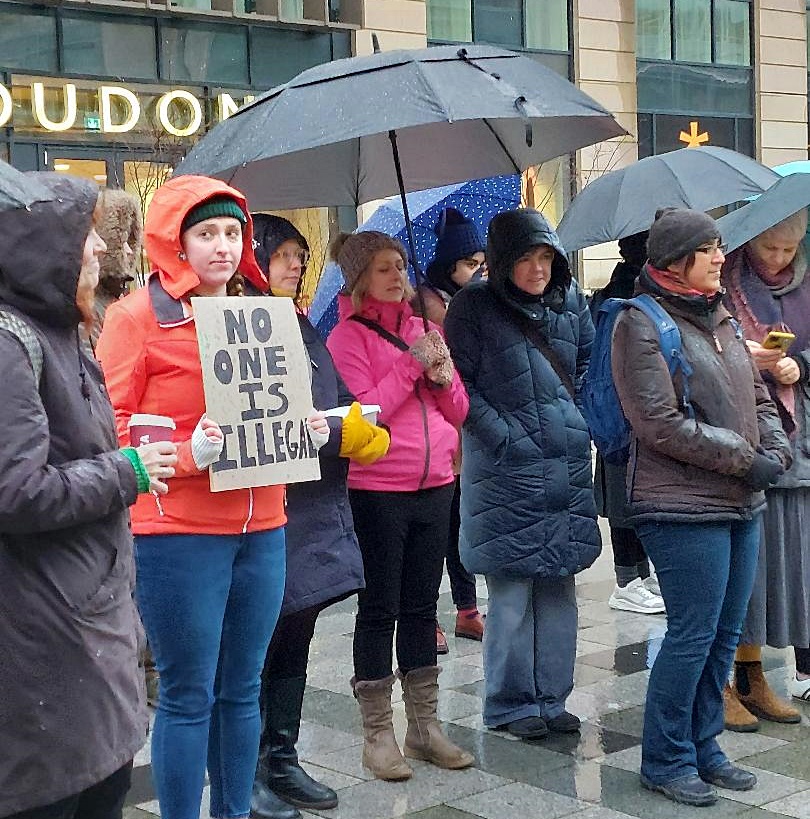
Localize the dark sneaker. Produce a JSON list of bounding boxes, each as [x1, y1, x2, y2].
[[700, 762, 757, 791], [492, 716, 548, 739], [640, 773, 718, 807], [545, 711, 581, 733]]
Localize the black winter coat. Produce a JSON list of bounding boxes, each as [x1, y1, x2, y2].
[[0, 175, 144, 815], [445, 228, 601, 579], [280, 314, 364, 615]]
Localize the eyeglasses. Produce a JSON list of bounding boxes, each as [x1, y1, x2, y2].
[[272, 248, 310, 267], [695, 242, 728, 255]]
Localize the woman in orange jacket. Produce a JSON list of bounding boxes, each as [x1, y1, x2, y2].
[[97, 176, 297, 819]]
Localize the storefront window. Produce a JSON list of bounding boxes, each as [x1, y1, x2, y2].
[[636, 0, 671, 60], [474, 0, 521, 46], [427, 0, 472, 42], [62, 15, 158, 81], [161, 21, 249, 86], [637, 62, 751, 116], [525, 0, 568, 51], [714, 0, 750, 66], [674, 0, 711, 63], [251, 27, 333, 88], [0, 7, 57, 72]]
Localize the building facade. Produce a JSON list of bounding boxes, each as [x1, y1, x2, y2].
[[2, 0, 808, 287]]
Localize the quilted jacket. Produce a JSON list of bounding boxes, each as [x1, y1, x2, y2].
[[444, 220, 601, 579]]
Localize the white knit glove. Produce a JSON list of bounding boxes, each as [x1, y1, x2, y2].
[[191, 416, 224, 469], [306, 411, 330, 451]]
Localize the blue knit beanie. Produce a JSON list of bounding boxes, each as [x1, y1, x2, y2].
[[425, 208, 485, 294]]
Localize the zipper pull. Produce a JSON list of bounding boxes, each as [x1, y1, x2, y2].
[[711, 332, 723, 353], [153, 491, 165, 517]]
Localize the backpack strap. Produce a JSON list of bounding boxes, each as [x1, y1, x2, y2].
[[628, 294, 694, 419], [0, 309, 43, 385], [348, 314, 410, 352]]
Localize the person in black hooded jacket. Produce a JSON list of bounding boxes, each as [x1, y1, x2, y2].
[[444, 208, 601, 742], [249, 214, 389, 819], [0, 172, 177, 819]]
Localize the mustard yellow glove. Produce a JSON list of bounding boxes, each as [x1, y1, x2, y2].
[[339, 402, 391, 464]]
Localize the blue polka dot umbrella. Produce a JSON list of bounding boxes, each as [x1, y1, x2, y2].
[[309, 175, 520, 338]]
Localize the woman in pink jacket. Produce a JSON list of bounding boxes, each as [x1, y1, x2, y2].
[[326, 231, 473, 783]]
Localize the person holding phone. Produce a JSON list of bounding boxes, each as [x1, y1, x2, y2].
[[722, 210, 810, 726]]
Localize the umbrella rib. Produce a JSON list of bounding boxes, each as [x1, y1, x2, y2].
[[481, 119, 521, 174]]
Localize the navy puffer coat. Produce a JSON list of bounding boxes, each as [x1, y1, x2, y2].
[[444, 209, 601, 579]]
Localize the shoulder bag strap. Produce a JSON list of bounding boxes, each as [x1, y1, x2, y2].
[[512, 311, 576, 401], [348, 314, 411, 352]]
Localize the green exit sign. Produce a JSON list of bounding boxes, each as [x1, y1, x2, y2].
[[84, 114, 101, 131]]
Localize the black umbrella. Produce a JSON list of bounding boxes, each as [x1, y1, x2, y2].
[[556, 146, 779, 253], [176, 44, 624, 211], [0, 159, 55, 212], [715, 172, 810, 254]]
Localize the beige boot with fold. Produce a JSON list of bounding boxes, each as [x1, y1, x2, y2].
[[734, 661, 802, 724], [398, 666, 475, 769], [351, 675, 413, 781]]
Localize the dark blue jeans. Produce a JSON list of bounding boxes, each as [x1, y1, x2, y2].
[[135, 530, 286, 819], [637, 517, 760, 784]]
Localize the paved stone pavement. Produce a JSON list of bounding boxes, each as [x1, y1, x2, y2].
[[123, 535, 810, 819]]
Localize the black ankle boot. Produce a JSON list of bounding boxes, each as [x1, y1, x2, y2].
[[258, 675, 339, 810], [250, 781, 301, 819]]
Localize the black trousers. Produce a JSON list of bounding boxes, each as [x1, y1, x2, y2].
[[610, 525, 647, 567], [350, 484, 454, 680], [796, 646, 810, 674], [262, 603, 323, 681], [446, 477, 477, 610], [7, 763, 132, 819]]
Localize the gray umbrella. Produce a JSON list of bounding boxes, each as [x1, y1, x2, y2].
[[715, 172, 810, 254], [0, 159, 55, 211], [556, 146, 779, 253], [175, 44, 625, 210]]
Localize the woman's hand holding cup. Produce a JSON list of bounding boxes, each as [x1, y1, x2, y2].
[[137, 441, 178, 495]]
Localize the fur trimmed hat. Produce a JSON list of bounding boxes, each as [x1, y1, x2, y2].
[[330, 230, 408, 294], [96, 188, 143, 299], [647, 208, 720, 269]]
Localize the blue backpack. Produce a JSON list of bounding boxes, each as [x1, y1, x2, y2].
[[582, 293, 694, 464]]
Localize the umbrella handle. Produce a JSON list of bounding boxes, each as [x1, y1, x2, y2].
[[387, 128, 430, 333]]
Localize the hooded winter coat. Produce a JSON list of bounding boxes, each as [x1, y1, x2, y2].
[[444, 209, 601, 578], [0, 174, 145, 815], [612, 268, 791, 522], [327, 295, 468, 492], [96, 175, 286, 535]]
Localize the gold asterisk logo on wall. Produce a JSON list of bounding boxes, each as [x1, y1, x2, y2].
[[679, 121, 710, 148]]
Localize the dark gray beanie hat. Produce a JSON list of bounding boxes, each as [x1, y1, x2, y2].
[[647, 208, 720, 269]]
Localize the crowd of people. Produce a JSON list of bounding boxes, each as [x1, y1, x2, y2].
[[0, 168, 807, 819]]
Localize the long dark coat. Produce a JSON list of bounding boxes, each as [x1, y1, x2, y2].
[[444, 221, 601, 579], [280, 314, 365, 615], [0, 175, 145, 814]]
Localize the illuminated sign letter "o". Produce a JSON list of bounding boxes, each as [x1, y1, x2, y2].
[[0, 84, 11, 128], [157, 90, 203, 137]]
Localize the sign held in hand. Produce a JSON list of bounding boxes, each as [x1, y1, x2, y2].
[[193, 296, 321, 492]]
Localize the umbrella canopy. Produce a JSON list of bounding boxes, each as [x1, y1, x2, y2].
[[174, 44, 624, 210], [556, 146, 779, 253], [773, 161, 810, 177], [0, 160, 55, 211], [714, 172, 810, 254], [309, 174, 521, 336]]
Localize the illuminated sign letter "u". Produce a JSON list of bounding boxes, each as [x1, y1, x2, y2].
[[32, 82, 77, 132]]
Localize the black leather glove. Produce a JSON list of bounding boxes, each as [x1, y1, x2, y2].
[[744, 452, 784, 491]]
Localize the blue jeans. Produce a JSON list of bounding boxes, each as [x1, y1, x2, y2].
[[135, 530, 286, 819], [482, 574, 577, 726], [637, 517, 760, 784]]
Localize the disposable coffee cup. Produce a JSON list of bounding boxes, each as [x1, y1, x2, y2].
[[322, 404, 381, 426], [128, 414, 176, 446]]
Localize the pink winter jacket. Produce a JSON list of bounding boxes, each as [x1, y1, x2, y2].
[[327, 295, 469, 492]]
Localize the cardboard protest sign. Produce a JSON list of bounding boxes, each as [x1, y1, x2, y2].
[[193, 296, 321, 492]]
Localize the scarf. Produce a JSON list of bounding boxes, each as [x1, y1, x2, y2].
[[723, 247, 799, 427], [645, 264, 706, 298]]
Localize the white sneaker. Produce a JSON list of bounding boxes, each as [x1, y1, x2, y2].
[[642, 574, 661, 597], [788, 674, 810, 701], [608, 578, 666, 614]]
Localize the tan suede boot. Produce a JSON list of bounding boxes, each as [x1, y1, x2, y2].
[[398, 666, 475, 769], [734, 661, 802, 724], [723, 682, 759, 732], [351, 675, 413, 781]]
